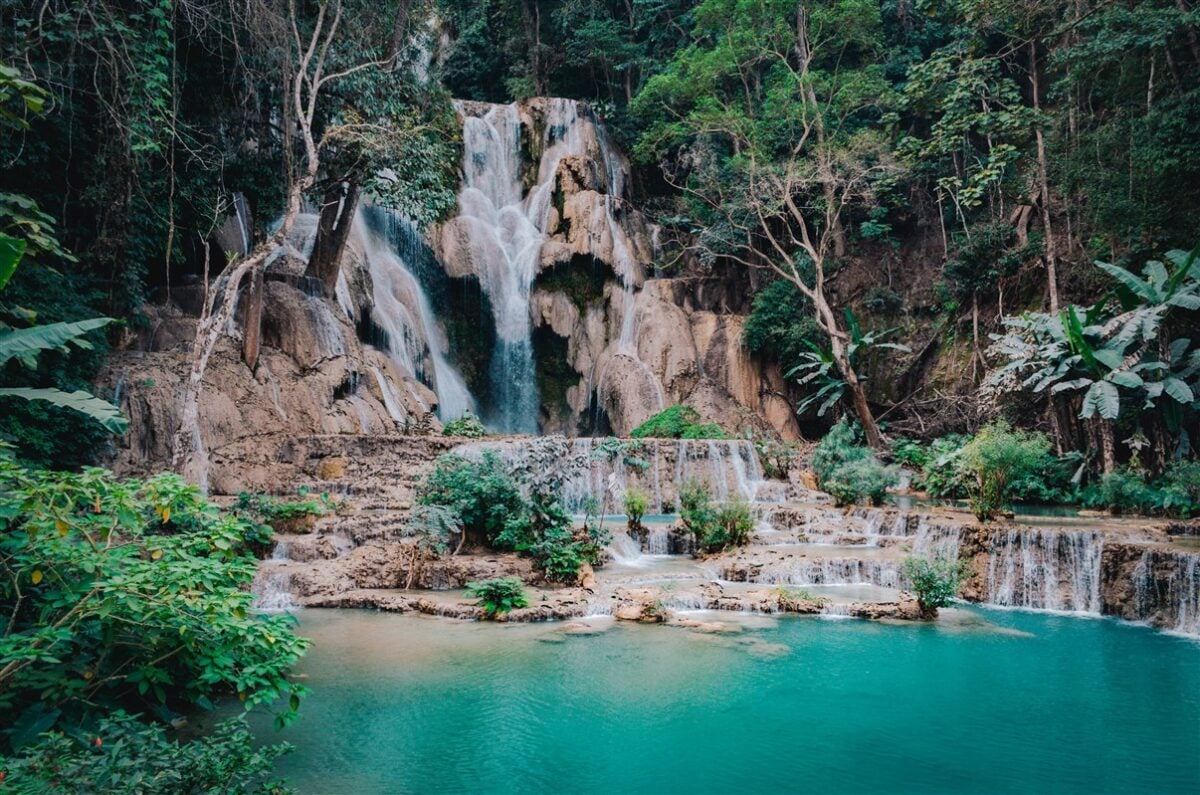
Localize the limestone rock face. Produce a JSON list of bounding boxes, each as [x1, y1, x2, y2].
[[99, 276, 440, 481]]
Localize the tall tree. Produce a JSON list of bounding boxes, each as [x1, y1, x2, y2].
[[633, 0, 898, 446]]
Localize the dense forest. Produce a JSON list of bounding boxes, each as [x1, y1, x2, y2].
[[1, 0, 1199, 789]]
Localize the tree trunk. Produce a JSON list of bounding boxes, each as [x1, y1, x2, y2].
[[1029, 42, 1060, 312], [242, 264, 265, 370], [1094, 418, 1116, 474], [306, 181, 360, 294]]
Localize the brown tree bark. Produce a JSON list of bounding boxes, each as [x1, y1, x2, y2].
[[306, 181, 360, 293], [1029, 42, 1060, 312], [242, 264, 265, 370]]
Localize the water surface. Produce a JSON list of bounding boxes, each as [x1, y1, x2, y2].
[[262, 609, 1199, 794]]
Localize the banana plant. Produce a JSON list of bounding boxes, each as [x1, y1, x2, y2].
[[788, 309, 909, 417]]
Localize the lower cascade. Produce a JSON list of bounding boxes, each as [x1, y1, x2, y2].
[[245, 433, 1200, 639]]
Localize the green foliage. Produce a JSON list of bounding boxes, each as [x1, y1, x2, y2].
[[890, 437, 929, 470], [623, 486, 650, 529], [1084, 462, 1200, 518], [441, 411, 488, 438], [813, 420, 897, 506], [811, 421, 869, 485], [913, 435, 972, 499], [417, 453, 525, 548], [902, 554, 968, 617], [631, 405, 728, 439], [678, 480, 753, 553], [823, 458, 897, 507], [0, 459, 309, 759], [0, 712, 291, 794], [743, 280, 823, 369], [788, 311, 909, 418], [960, 423, 1054, 521], [465, 576, 529, 618]]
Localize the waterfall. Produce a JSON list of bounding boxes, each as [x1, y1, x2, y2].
[[983, 529, 1104, 613], [358, 207, 477, 421], [251, 566, 297, 612], [1131, 549, 1200, 636]]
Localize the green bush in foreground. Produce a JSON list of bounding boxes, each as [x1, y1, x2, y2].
[[903, 554, 969, 618], [960, 422, 1053, 520], [466, 576, 529, 618], [0, 712, 291, 795], [0, 456, 309, 789]]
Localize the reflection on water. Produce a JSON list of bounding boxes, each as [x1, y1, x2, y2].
[[257, 608, 1200, 795]]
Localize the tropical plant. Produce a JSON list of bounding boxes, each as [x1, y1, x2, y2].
[[822, 457, 898, 507], [959, 422, 1054, 520], [442, 411, 487, 438], [0, 457, 309, 761], [902, 554, 968, 618], [0, 712, 291, 795], [989, 247, 1200, 471], [623, 486, 650, 539], [811, 421, 869, 485], [788, 309, 909, 419], [466, 576, 529, 618], [416, 453, 525, 549]]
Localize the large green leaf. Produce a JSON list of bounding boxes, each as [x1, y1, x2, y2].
[[1095, 260, 1157, 304], [0, 387, 128, 433], [1106, 370, 1143, 389], [0, 317, 115, 368], [0, 231, 25, 290], [1080, 380, 1120, 420], [1163, 377, 1195, 405]]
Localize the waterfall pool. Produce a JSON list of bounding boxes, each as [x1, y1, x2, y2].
[[255, 608, 1199, 794]]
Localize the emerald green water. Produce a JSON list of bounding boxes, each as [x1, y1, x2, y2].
[[262, 609, 1199, 794]]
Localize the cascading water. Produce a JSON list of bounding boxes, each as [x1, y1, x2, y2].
[[356, 207, 477, 421], [982, 529, 1104, 613]]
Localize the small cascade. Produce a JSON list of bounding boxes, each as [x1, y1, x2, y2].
[[1130, 549, 1200, 636], [251, 566, 297, 612], [644, 529, 671, 555], [608, 532, 648, 567], [983, 529, 1104, 613]]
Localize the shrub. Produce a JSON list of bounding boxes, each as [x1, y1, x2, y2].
[[466, 576, 529, 618], [1084, 462, 1200, 518], [630, 405, 728, 439], [678, 482, 753, 552], [1157, 461, 1200, 518], [914, 434, 971, 498], [0, 712, 290, 795], [623, 486, 650, 537], [417, 453, 525, 548], [960, 422, 1053, 520], [902, 554, 969, 618], [823, 457, 898, 506], [0, 459, 309, 760], [813, 421, 897, 506], [890, 437, 929, 469], [811, 420, 869, 484], [442, 411, 487, 438]]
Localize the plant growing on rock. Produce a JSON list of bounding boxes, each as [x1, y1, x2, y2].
[[399, 505, 458, 589], [631, 405, 728, 439], [902, 554, 969, 618], [623, 486, 650, 541], [417, 453, 524, 549], [960, 422, 1053, 520], [813, 421, 898, 506], [678, 482, 754, 553], [442, 411, 487, 438], [466, 577, 529, 619]]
